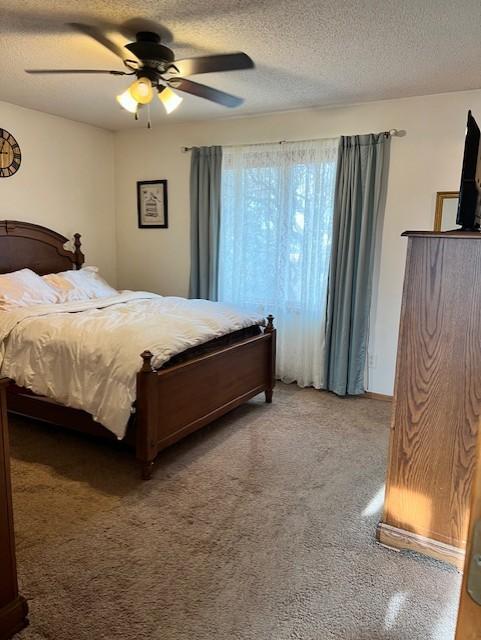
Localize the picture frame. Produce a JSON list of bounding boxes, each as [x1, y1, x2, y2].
[[433, 191, 459, 232], [137, 180, 168, 228]]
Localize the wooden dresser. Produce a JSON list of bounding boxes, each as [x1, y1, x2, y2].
[[0, 379, 28, 639], [377, 231, 481, 568]]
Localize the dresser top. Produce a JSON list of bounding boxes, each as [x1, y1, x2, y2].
[[402, 230, 481, 239]]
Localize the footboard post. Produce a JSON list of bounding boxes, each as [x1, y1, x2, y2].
[[136, 351, 158, 480], [264, 315, 276, 403]]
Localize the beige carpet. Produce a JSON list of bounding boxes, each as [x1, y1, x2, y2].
[[9, 383, 461, 640]]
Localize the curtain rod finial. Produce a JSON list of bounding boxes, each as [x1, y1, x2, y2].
[[388, 129, 407, 138]]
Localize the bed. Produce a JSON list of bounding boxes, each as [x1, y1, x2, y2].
[[0, 220, 276, 479]]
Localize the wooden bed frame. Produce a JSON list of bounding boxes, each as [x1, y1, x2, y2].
[[0, 220, 276, 479]]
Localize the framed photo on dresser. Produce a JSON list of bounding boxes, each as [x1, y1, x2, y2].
[[137, 180, 168, 229]]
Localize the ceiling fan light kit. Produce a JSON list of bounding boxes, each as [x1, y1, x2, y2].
[[26, 26, 254, 126], [116, 87, 139, 114], [129, 77, 154, 104], [116, 78, 183, 117], [158, 87, 183, 114]]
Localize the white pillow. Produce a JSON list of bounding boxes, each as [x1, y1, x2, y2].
[[0, 268, 59, 310], [42, 266, 118, 303]]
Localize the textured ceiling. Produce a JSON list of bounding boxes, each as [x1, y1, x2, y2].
[[1, 0, 481, 130]]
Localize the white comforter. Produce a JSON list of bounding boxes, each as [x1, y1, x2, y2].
[[0, 292, 264, 438]]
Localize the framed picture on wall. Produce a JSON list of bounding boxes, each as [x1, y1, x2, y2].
[[137, 179, 168, 228]]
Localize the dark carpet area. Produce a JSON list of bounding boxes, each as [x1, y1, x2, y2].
[[10, 383, 461, 639]]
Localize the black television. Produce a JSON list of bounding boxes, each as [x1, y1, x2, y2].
[[457, 110, 481, 230]]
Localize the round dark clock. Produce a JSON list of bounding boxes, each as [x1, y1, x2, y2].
[[0, 129, 21, 178]]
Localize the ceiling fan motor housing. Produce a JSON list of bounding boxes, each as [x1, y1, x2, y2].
[[126, 31, 175, 77]]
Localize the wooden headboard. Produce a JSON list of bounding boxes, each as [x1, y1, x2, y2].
[[0, 220, 84, 275]]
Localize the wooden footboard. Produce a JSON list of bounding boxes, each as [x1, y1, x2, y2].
[[136, 317, 276, 479]]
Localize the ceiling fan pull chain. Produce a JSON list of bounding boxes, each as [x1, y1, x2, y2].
[[147, 103, 152, 129]]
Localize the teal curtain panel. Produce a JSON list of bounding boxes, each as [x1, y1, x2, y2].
[[189, 145, 223, 300], [324, 133, 391, 395]]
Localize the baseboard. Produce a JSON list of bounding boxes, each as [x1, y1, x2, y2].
[[0, 596, 29, 640], [365, 391, 393, 402], [376, 522, 465, 570]]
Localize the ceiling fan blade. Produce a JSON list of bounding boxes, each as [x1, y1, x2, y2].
[[26, 69, 127, 75], [68, 22, 131, 61], [173, 53, 254, 76], [168, 78, 243, 108]]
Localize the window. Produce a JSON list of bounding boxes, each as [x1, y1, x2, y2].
[[218, 138, 338, 388]]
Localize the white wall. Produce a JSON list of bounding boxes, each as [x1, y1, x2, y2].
[[0, 100, 117, 284], [115, 89, 481, 396]]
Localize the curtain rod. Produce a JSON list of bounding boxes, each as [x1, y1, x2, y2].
[[180, 129, 403, 152]]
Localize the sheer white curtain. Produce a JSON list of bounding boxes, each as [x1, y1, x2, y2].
[[218, 138, 339, 388]]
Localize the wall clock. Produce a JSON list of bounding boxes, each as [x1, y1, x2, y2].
[[0, 129, 21, 178]]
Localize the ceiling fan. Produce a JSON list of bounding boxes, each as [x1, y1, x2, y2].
[[25, 23, 254, 122]]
